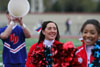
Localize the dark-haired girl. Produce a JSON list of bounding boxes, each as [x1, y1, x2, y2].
[[75, 19, 100, 67], [26, 21, 78, 67], [26, 21, 62, 67]]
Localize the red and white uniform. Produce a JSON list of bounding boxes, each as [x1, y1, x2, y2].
[[75, 41, 95, 67], [26, 40, 63, 67]]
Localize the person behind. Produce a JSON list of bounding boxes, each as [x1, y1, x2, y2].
[[75, 19, 100, 67], [65, 18, 72, 35], [0, 12, 31, 67]]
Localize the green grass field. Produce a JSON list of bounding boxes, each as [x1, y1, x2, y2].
[[0, 38, 82, 67]]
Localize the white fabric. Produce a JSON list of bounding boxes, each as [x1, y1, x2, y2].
[[10, 21, 14, 26], [12, 24, 17, 30], [23, 23, 26, 28], [86, 45, 94, 64], [43, 39, 54, 48], [7, 24, 17, 30]]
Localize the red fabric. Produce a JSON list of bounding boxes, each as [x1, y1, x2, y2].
[[75, 42, 95, 67], [26, 43, 37, 67], [26, 40, 63, 67], [26, 40, 81, 67]]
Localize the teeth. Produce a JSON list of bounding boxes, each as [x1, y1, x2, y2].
[[85, 39, 91, 42], [51, 34, 54, 35]]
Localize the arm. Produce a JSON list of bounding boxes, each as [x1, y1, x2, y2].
[[26, 44, 37, 67], [0, 21, 15, 39], [17, 18, 31, 38], [21, 23, 31, 38]]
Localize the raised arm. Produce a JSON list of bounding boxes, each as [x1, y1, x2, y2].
[[17, 18, 31, 38], [0, 21, 15, 39]]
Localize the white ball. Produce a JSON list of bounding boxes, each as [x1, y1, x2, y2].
[[8, 0, 30, 17]]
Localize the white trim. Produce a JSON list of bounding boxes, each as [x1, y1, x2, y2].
[[4, 42, 25, 54], [75, 47, 83, 54]]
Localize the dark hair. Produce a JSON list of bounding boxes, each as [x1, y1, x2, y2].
[[37, 21, 60, 44], [80, 19, 100, 34]]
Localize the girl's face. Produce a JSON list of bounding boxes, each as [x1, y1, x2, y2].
[[82, 24, 99, 46], [42, 23, 57, 40]]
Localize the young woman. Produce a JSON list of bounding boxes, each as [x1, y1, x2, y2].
[[75, 19, 100, 67], [26, 21, 78, 67], [26, 21, 62, 67]]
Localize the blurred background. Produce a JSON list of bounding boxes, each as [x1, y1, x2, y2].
[[0, 0, 100, 36], [0, 0, 100, 13], [0, 0, 100, 66]]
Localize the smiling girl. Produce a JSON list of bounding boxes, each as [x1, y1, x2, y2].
[[26, 21, 62, 67], [26, 21, 79, 67], [75, 19, 100, 67]]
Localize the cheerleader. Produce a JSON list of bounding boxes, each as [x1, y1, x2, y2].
[[26, 21, 78, 67], [75, 19, 100, 67]]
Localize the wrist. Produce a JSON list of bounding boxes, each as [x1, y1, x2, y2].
[[22, 23, 26, 28], [9, 21, 14, 26]]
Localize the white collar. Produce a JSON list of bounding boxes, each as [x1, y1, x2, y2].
[[43, 39, 54, 48], [86, 45, 94, 64], [7, 24, 17, 30], [12, 24, 17, 30]]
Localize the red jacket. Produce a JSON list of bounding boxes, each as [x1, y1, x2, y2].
[[75, 41, 95, 67], [26, 40, 63, 67]]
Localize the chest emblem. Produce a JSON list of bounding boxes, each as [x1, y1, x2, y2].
[[9, 33, 18, 44]]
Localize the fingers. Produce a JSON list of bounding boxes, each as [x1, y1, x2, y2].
[[7, 14, 23, 25], [15, 17, 23, 26], [16, 17, 23, 23], [11, 17, 22, 23]]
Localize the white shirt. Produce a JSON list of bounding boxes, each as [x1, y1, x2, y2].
[[7, 24, 17, 30], [43, 39, 54, 48], [86, 45, 94, 64], [12, 24, 17, 30]]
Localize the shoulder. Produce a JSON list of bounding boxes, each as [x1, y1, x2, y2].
[[0, 26, 7, 32], [30, 43, 37, 49], [76, 46, 84, 54], [28, 43, 38, 53], [30, 42, 43, 49], [0, 26, 7, 29]]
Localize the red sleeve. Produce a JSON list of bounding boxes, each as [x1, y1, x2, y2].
[[26, 43, 37, 67]]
